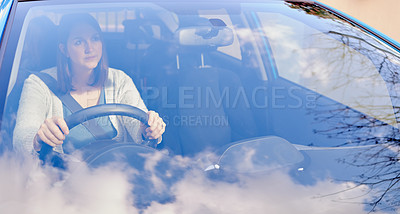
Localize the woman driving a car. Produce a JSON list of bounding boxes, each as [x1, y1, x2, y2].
[[13, 13, 165, 154]]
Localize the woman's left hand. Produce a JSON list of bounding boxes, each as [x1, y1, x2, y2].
[[144, 110, 166, 140]]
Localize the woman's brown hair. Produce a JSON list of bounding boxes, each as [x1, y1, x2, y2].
[[57, 13, 109, 93]]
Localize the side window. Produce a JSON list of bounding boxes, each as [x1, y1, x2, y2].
[[256, 12, 397, 127]]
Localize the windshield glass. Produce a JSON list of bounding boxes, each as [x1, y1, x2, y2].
[[1, 1, 400, 154], [2, 1, 400, 213]]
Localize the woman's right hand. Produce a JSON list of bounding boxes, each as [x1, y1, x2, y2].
[[33, 116, 70, 151]]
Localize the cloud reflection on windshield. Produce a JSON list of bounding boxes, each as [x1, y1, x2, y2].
[[0, 152, 392, 214]]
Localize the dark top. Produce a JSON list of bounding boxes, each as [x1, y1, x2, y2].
[[62, 88, 117, 153]]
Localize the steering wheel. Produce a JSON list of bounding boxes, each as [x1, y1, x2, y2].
[[38, 104, 178, 207], [38, 103, 157, 167]]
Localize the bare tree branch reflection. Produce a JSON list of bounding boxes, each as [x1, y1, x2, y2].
[[280, 2, 400, 212], [308, 31, 400, 213]]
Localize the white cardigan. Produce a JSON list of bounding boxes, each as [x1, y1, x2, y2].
[[13, 67, 148, 154]]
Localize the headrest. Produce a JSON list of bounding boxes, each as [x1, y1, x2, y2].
[[175, 18, 233, 47], [123, 19, 162, 43]]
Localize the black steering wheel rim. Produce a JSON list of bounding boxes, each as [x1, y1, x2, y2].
[[39, 104, 151, 166], [65, 103, 149, 129]]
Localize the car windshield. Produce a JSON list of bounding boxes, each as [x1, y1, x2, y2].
[[2, 0, 400, 213], [3, 1, 400, 154]]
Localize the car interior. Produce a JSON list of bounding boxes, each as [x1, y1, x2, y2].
[[2, 2, 400, 157], [1, 5, 267, 156]]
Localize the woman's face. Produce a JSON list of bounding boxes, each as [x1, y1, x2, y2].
[[62, 22, 103, 72]]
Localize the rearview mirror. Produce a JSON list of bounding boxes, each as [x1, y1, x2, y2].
[[175, 26, 234, 46]]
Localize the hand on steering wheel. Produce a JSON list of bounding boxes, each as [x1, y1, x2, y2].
[[38, 104, 162, 165], [145, 111, 166, 140], [34, 116, 69, 151]]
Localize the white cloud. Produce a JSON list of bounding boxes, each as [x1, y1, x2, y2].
[[0, 153, 139, 214], [0, 152, 394, 214], [143, 169, 385, 214]]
